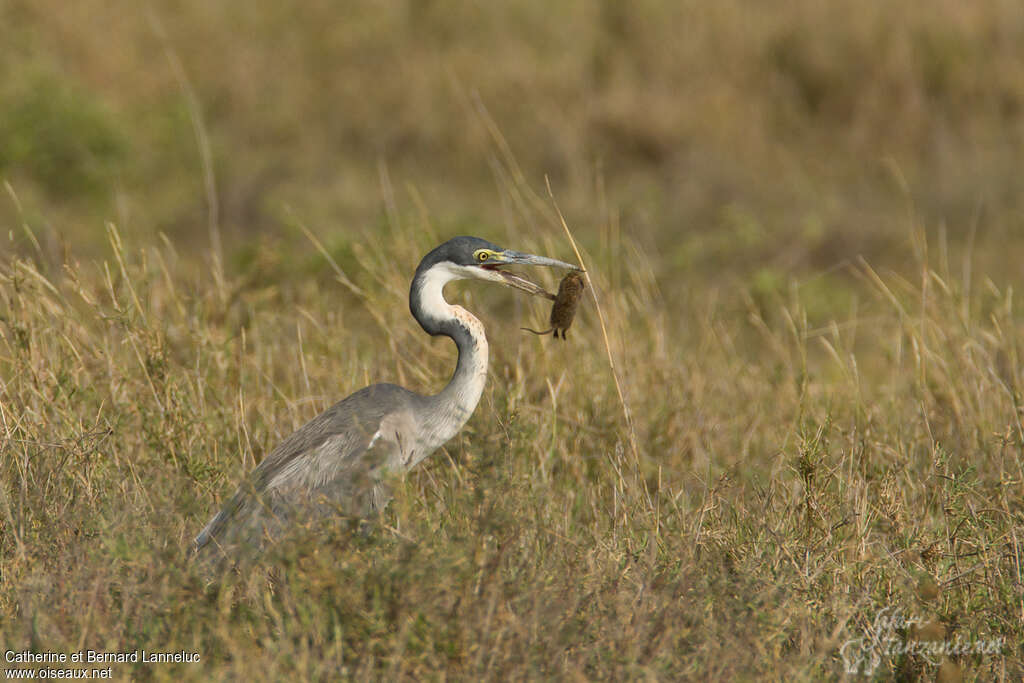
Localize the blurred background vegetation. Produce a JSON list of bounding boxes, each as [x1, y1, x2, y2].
[[3, 0, 1023, 283], [2, 1, 1023, 678]]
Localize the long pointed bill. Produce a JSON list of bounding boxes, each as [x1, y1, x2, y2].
[[485, 249, 581, 300], [498, 250, 580, 270]]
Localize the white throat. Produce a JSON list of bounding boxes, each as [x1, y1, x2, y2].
[[415, 263, 480, 322], [412, 263, 491, 460]]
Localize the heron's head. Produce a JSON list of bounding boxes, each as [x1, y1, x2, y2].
[[414, 236, 579, 298]]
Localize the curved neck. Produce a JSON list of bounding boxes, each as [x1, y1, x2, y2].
[[409, 264, 490, 436], [434, 310, 489, 416]]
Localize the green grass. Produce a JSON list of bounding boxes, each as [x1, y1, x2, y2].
[[1, 0, 1023, 679]]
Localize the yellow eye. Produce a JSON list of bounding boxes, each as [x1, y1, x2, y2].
[[476, 250, 489, 262]]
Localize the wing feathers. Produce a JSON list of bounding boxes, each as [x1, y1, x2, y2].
[[193, 383, 417, 559]]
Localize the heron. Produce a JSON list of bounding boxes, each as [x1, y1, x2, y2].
[[193, 235, 577, 560]]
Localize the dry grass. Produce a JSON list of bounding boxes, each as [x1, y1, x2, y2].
[[1, 0, 1023, 680], [1, 212, 1021, 679]]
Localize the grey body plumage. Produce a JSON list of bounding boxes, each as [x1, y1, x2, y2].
[[193, 236, 577, 560]]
